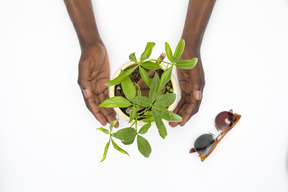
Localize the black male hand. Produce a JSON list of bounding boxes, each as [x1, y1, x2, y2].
[[78, 42, 119, 127], [169, 47, 205, 127]]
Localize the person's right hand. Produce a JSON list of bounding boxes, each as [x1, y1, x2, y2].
[[78, 42, 119, 128]]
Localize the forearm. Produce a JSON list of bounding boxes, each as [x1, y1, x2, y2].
[[182, 0, 216, 51], [64, 0, 102, 50]]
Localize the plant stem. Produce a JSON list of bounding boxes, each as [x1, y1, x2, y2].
[[135, 117, 138, 132], [130, 120, 136, 128], [150, 59, 172, 66]]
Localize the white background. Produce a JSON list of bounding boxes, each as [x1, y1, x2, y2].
[[1, 0, 288, 191]]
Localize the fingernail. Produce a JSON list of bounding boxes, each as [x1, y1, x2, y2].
[[169, 123, 175, 127], [195, 91, 202, 100], [82, 89, 90, 98]]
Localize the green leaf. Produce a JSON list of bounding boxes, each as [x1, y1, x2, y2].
[[149, 73, 161, 102], [100, 140, 110, 162], [141, 61, 161, 70], [158, 67, 172, 90], [121, 139, 135, 145], [173, 39, 185, 62], [96, 127, 109, 134], [134, 83, 142, 96], [169, 113, 183, 122], [140, 42, 156, 62], [130, 96, 151, 107], [129, 105, 139, 123], [144, 111, 152, 116], [121, 76, 136, 100], [152, 105, 167, 115], [139, 66, 151, 87], [154, 93, 176, 108], [98, 96, 132, 108], [137, 135, 152, 158], [152, 108, 167, 139], [176, 58, 198, 69], [111, 138, 129, 156], [106, 66, 138, 86], [162, 111, 182, 122], [142, 117, 155, 123], [165, 42, 174, 63], [161, 108, 171, 120], [138, 122, 151, 134], [113, 128, 137, 144], [109, 119, 119, 131], [129, 52, 137, 63]]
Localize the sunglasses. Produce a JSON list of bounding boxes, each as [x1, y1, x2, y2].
[[190, 109, 241, 162]]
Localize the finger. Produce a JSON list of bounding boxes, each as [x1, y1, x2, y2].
[[172, 97, 186, 115], [86, 101, 108, 126], [193, 90, 202, 101], [192, 79, 205, 101], [78, 60, 91, 92], [102, 107, 119, 128], [82, 91, 108, 126], [180, 92, 202, 126], [106, 107, 116, 117], [78, 63, 108, 124], [179, 101, 200, 126], [177, 100, 189, 118], [169, 122, 178, 127], [169, 98, 186, 127], [96, 92, 119, 128]]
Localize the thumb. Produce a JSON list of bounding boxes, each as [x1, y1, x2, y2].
[[78, 77, 91, 99], [193, 90, 202, 101], [78, 61, 92, 99], [193, 81, 204, 100]]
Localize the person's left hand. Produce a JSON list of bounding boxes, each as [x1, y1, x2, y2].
[[169, 46, 205, 127]]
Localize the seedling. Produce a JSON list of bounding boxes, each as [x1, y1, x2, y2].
[[97, 39, 198, 161]]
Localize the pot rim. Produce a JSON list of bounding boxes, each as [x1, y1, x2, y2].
[[108, 59, 179, 126]]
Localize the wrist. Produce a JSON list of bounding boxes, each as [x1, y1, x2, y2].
[[79, 35, 103, 52], [80, 41, 106, 60], [183, 44, 201, 58], [182, 35, 201, 53]]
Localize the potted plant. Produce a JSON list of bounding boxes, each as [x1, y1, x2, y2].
[[96, 39, 198, 161]]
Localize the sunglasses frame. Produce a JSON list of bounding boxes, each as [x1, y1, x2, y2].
[[191, 110, 241, 162]]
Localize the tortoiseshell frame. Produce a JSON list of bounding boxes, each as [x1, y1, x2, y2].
[[190, 111, 241, 162]]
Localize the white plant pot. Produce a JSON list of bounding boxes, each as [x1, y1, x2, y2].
[[109, 60, 179, 126]]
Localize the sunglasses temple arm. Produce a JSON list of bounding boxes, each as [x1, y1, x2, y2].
[[217, 132, 228, 143], [189, 148, 197, 153]]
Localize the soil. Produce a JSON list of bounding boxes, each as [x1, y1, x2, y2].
[[115, 65, 173, 117]]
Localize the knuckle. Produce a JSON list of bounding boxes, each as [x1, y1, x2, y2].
[[195, 79, 204, 86], [77, 78, 86, 88], [194, 79, 205, 90], [77, 79, 82, 86], [79, 58, 89, 66], [201, 77, 205, 85]]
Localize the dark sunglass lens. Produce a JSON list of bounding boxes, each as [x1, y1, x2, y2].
[[194, 134, 216, 156], [215, 111, 237, 131]]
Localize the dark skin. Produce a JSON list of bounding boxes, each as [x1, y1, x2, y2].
[[170, 0, 216, 127], [64, 0, 216, 128], [64, 0, 118, 127]]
